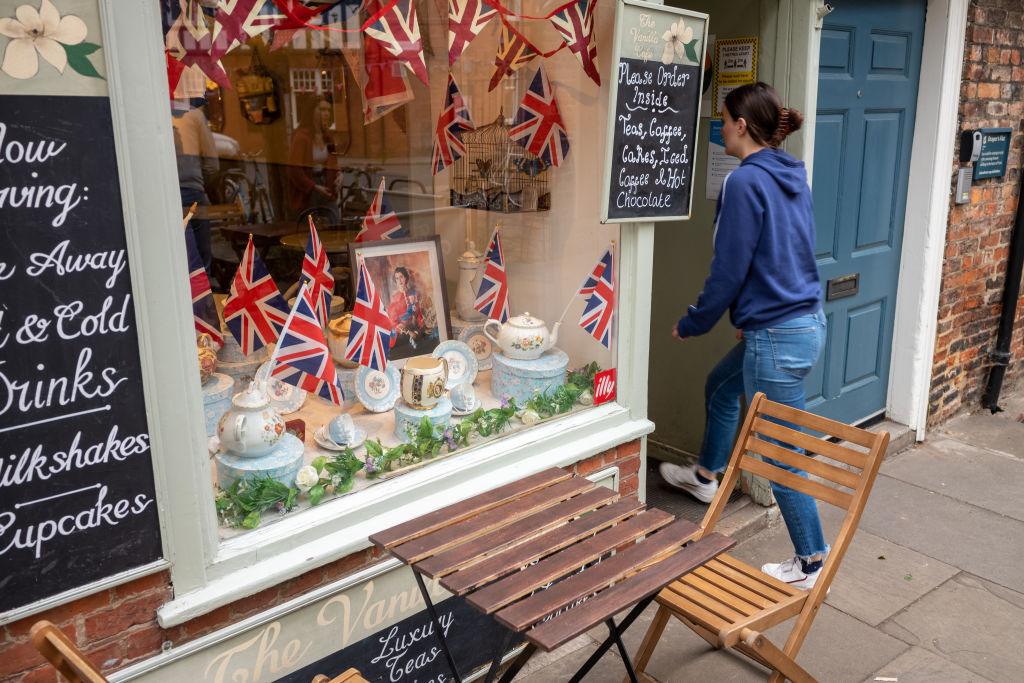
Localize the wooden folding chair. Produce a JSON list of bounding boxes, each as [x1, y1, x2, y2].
[[29, 620, 108, 683], [632, 392, 890, 683], [311, 669, 368, 683]]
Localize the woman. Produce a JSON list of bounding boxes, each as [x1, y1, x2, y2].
[[386, 267, 437, 353], [287, 96, 338, 221], [660, 82, 829, 589]]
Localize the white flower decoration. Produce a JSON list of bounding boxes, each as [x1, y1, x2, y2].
[[661, 20, 694, 65], [295, 465, 320, 493], [521, 409, 540, 427], [0, 0, 87, 79]]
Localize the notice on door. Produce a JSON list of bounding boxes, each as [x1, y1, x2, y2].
[[601, 0, 709, 223], [713, 37, 758, 113]]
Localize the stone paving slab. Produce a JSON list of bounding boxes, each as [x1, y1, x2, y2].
[[880, 436, 1024, 521], [880, 573, 1024, 681], [861, 646, 992, 683], [939, 412, 1024, 460]]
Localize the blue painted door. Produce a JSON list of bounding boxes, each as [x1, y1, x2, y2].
[[806, 0, 926, 423]]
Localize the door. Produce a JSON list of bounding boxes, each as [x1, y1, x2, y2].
[[806, 0, 926, 423]]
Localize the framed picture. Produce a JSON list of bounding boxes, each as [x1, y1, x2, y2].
[[348, 236, 452, 363]]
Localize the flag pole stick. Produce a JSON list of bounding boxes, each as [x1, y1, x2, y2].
[[182, 202, 198, 228]]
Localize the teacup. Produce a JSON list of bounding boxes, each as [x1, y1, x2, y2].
[[400, 356, 448, 410], [450, 383, 476, 412], [327, 413, 356, 445]]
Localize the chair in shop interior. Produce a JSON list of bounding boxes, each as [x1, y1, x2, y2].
[[30, 620, 108, 683], [631, 392, 890, 683]]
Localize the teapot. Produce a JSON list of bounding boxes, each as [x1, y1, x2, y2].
[[400, 356, 449, 410], [484, 312, 561, 360], [216, 382, 286, 457]]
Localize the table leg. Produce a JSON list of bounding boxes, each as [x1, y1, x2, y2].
[[568, 594, 656, 683], [483, 629, 514, 683], [413, 570, 463, 683], [496, 642, 537, 683]]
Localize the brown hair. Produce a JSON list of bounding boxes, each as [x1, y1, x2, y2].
[[724, 82, 804, 148]]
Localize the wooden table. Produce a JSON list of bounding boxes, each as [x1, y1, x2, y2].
[[369, 468, 734, 683]]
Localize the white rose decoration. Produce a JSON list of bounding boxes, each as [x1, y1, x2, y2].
[[579, 390, 594, 406], [295, 465, 320, 493], [521, 409, 540, 426], [661, 20, 694, 65]]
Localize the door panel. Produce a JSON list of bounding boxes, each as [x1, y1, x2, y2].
[[810, 0, 926, 423]]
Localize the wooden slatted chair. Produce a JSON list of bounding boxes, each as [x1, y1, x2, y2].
[[30, 620, 108, 683], [631, 392, 890, 683], [311, 669, 368, 683]]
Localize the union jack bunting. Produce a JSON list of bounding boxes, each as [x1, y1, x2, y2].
[[266, 0, 338, 50], [432, 74, 475, 175], [356, 179, 407, 242], [301, 217, 334, 328], [474, 228, 510, 323], [222, 236, 290, 356], [578, 247, 614, 348], [548, 0, 600, 86], [510, 66, 571, 167], [364, 0, 430, 87], [448, 0, 498, 66], [165, 0, 231, 90], [184, 228, 224, 347], [270, 284, 344, 405], [488, 20, 541, 91], [345, 262, 393, 371]]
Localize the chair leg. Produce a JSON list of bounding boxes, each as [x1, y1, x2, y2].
[[628, 604, 671, 682], [739, 629, 815, 683]]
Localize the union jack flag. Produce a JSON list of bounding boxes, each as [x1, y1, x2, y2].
[[184, 228, 224, 347], [301, 217, 333, 328], [474, 228, 510, 323], [578, 247, 614, 348], [222, 236, 289, 356], [489, 20, 540, 91], [510, 66, 571, 167], [165, 0, 231, 90], [448, 0, 498, 66], [210, 0, 285, 60], [356, 179, 407, 242], [364, 0, 429, 87], [432, 74, 475, 175], [270, 284, 344, 405], [548, 0, 600, 86], [345, 262, 393, 371]]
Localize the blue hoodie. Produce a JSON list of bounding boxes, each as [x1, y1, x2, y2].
[[677, 147, 821, 337]]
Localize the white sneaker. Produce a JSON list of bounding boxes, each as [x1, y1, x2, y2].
[[659, 462, 718, 503], [761, 556, 822, 590]]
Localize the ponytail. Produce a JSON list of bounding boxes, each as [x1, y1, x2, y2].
[[724, 82, 803, 148]]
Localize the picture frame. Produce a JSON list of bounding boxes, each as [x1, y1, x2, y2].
[[348, 236, 453, 364]]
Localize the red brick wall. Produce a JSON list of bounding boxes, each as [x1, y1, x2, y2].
[[0, 441, 642, 682], [929, 0, 1024, 425]]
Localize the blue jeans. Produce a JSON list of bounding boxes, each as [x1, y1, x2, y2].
[[697, 310, 828, 559]]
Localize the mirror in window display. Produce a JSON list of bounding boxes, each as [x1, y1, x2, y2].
[[159, 0, 619, 534]]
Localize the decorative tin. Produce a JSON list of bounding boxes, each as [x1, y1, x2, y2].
[[490, 348, 569, 404], [337, 366, 359, 408], [202, 372, 234, 437], [394, 397, 452, 442], [219, 333, 270, 364], [214, 433, 304, 489]]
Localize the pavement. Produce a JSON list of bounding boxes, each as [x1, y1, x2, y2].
[[517, 391, 1024, 682]]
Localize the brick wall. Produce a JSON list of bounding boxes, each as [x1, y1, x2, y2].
[[0, 441, 642, 682], [928, 0, 1024, 425]]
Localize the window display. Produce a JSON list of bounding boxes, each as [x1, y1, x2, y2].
[[160, 0, 619, 536]]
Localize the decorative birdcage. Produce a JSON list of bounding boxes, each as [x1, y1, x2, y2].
[[450, 114, 551, 213]]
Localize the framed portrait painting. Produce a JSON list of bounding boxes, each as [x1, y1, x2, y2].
[[348, 236, 452, 363]]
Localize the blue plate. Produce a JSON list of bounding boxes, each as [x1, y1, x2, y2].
[[355, 364, 401, 413], [432, 340, 478, 389]]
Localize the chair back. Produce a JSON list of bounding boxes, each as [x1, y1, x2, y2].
[[30, 620, 108, 683]]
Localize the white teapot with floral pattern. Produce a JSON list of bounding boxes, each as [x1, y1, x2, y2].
[[216, 383, 286, 457], [484, 312, 561, 360]]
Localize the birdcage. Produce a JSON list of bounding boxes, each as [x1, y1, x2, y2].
[[450, 114, 551, 213]]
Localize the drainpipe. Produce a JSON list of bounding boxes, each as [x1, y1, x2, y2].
[[981, 165, 1024, 412]]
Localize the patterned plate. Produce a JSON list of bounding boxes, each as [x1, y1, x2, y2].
[[355, 364, 401, 413], [255, 361, 307, 414], [432, 340, 478, 389], [458, 324, 494, 371]]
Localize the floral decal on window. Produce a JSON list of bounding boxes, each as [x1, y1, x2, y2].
[[0, 0, 102, 80]]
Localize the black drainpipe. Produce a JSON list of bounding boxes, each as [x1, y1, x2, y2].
[[981, 163, 1024, 413]]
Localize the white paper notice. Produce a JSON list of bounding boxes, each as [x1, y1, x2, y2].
[[706, 119, 740, 201]]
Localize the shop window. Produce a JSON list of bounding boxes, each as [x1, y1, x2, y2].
[[161, 0, 619, 539]]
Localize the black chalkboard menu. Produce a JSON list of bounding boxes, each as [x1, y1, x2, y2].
[[0, 95, 162, 615], [601, 0, 709, 223]]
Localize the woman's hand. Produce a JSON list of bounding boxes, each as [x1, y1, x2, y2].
[[671, 324, 682, 340]]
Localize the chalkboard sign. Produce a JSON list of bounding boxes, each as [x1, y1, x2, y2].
[[601, 0, 708, 223], [0, 95, 162, 615]]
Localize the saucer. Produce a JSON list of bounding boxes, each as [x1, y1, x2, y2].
[[432, 340, 478, 388], [313, 425, 367, 451]]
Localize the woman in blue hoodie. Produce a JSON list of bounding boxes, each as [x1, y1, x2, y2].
[[660, 82, 829, 589]]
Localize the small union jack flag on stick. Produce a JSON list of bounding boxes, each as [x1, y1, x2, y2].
[[448, 0, 498, 66], [488, 19, 541, 91], [301, 217, 333, 328], [364, 0, 430, 87], [185, 227, 224, 347], [356, 179, 408, 241], [432, 74, 475, 175], [474, 227, 510, 323], [222, 236, 290, 356], [549, 0, 600, 86], [270, 283, 344, 405], [345, 261, 394, 371], [577, 246, 615, 348], [510, 66, 571, 167]]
